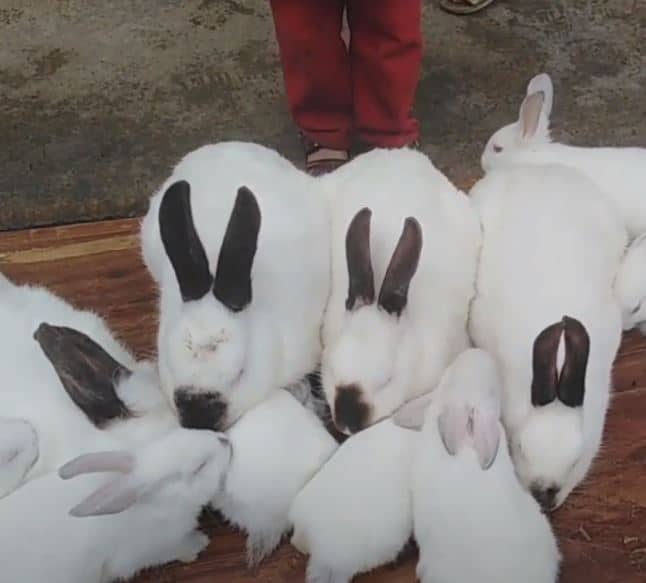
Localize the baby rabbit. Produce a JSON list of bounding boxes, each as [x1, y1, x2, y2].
[[397, 349, 560, 583], [0, 275, 176, 499], [481, 72, 646, 238], [140, 142, 330, 430], [213, 388, 338, 567], [0, 426, 232, 583], [288, 418, 416, 583]]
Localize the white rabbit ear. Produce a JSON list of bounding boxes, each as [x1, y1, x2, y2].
[[437, 404, 469, 456], [393, 392, 433, 430], [526, 73, 553, 120], [59, 451, 135, 480], [518, 91, 546, 140], [470, 407, 501, 471], [69, 475, 138, 517]]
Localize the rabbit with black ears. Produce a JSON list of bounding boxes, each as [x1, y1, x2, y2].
[[396, 348, 561, 583], [317, 148, 481, 435], [140, 142, 330, 431], [481, 72, 646, 239], [0, 426, 232, 583], [469, 162, 627, 510], [0, 275, 176, 499]]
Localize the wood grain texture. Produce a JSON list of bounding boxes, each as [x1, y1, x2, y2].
[[0, 218, 644, 583]]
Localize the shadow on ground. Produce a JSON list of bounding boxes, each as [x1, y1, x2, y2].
[[1, 0, 644, 229]]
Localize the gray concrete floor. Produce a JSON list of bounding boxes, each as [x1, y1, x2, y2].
[[1, 0, 644, 229]]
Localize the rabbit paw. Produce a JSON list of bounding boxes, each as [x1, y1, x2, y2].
[[0, 418, 38, 499], [246, 528, 284, 568], [177, 531, 210, 563]]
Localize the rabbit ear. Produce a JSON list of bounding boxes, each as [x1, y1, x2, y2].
[[59, 451, 135, 480], [393, 392, 433, 430], [345, 208, 376, 310], [159, 180, 214, 302], [470, 407, 501, 471], [558, 316, 589, 407], [437, 404, 469, 456], [518, 91, 545, 140], [69, 475, 138, 517], [212, 186, 261, 312], [378, 217, 423, 317], [526, 73, 553, 120], [33, 323, 133, 428], [531, 320, 563, 406]]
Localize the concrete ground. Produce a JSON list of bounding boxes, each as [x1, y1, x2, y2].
[[0, 0, 644, 230]]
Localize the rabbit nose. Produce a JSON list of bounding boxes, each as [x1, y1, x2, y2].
[[334, 384, 371, 435], [530, 485, 558, 512], [174, 387, 228, 431]]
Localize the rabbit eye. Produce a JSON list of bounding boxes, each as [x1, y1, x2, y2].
[[493, 144, 503, 153], [631, 302, 642, 315]]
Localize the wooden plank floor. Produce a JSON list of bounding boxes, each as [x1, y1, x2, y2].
[[1, 218, 645, 583]]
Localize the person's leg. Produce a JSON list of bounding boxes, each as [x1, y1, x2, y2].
[[269, 0, 353, 173], [347, 0, 422, 149]]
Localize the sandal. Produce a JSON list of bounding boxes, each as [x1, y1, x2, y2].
[[300, 133, 349, 177], [439, 0, 495, 15]]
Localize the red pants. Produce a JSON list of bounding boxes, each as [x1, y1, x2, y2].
[[270, 0, 422, 150]]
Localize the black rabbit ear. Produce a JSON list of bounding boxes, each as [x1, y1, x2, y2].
[[159, 181, 213, 302], [212, 186, 261, 312], [531, 320, 563, 407], [558, 316, 589, 408], [345, 208, 375, 311], [33, 323, 133, 428], [378, 217, 423, 317]]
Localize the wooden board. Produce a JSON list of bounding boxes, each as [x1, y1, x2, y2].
[[1, 218, 644, 582]]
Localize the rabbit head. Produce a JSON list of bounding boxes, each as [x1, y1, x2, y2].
[[322, 208, 423, 435], [509, 316, 589, 511], [157, 180, 261, 431], [59, 428, 232, 517], [481, 73, 553, 172], [615, 232, 646, 331]]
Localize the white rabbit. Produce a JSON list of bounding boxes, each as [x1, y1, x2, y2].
[[396, 348, 560, 583], [139, 141, 330, 431], [481, 72, 646, 238], [469, 163, 626, 510], [213, 388, 337, 567], [0, 275, 176, 498], [288, 418, 416, 583], [0, 426, 232, 583], [317, 148, 480, 434], [615, 231, 646, 333]]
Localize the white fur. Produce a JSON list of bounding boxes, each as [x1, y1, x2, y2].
[[318, 148, 481, 431], [213, 389, 337, 567], [615, 231, 646, 332], [481, 72, 646, 238], [469, 164, 626, 507], [0, 427, 232, 583], [288, 419, 415, 583], [0, 276, 176, 498], [407, 349, 560, 583], [140, 142, 330, 425]]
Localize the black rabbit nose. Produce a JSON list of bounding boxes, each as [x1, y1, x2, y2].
[[530, 485, 558, 512], [174, 387, 228, 431], [334, 384, 371, 435]]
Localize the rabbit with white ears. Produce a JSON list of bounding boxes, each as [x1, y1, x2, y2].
[[0, 425, 232, 583], [317, 148, 481, 434], [213, 388, 338, 567], [140, 142, 330, 431], [615, 231, 646, 333], [481, 72, 646, 238], [395, 348, 560, 583], [288, 418, 416, 583], [469, 163, 627, 510], [0, 276, 176, 499]]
